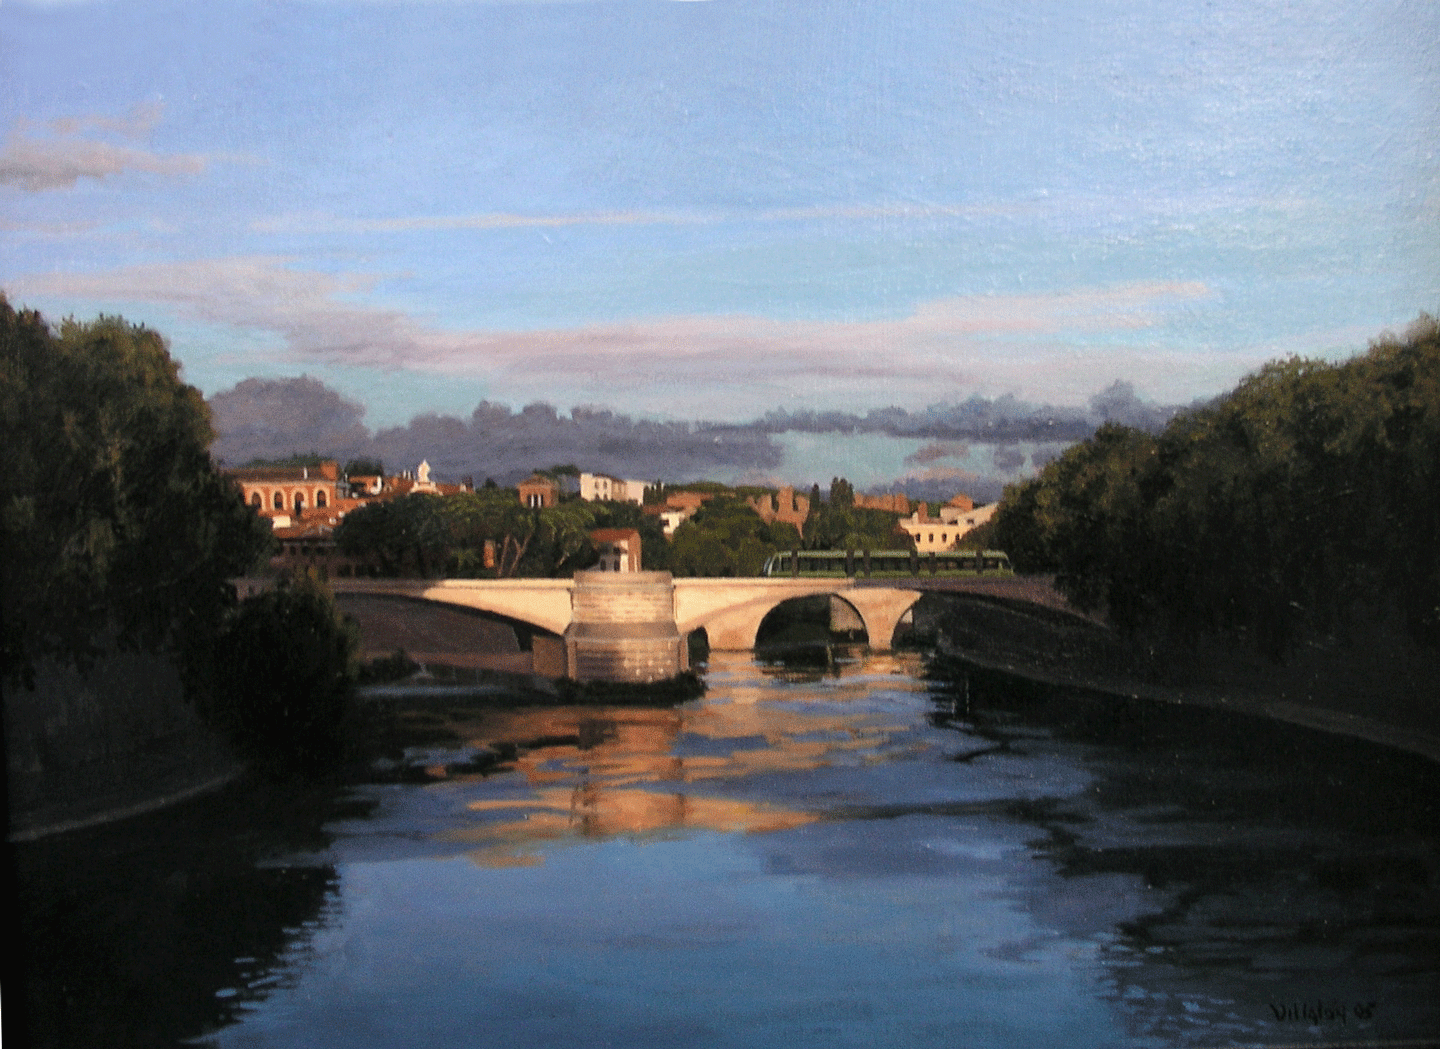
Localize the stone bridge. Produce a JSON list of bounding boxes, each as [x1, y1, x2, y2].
[[324, 573, 933, 682], [329, 574, 923, 653]]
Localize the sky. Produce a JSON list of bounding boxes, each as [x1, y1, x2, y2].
[[2, 0, 1437, 487]]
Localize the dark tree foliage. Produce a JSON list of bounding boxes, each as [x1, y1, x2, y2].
[[198, 572, 358, 772], [991, 318, 1440, 656], [334, 494, 448, 577], [343, 457, 385, 477], [1, 298, 272, 686], [669, 496, 780, 576], [804, 504, 905, 553], [337, 489, 602, 578]]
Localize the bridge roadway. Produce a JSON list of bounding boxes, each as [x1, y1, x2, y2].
[[329, 574, 944, 652]]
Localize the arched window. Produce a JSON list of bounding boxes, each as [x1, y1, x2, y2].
[[316, 489, 327, 508], [250, 492, 261, 508], [273, 492, 283, 510], [294, 492, 306, 513]]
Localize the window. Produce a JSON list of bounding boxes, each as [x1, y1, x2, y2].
[[250, 492, 261, 507], [316, 490, 327, 508], [294, 492, 305, 512], [273, 492, 283, 509]]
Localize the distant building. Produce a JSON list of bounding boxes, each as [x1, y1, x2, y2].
[[589, 528, 642, 572], [643, 504, 697, 538], [664, 490, 713, 511], [518, 474, 560, 508], [853, 492, 910, 514], [347, 474, 384, 498], [376, 461, 472, 500], [580, 472, 648, 505], [228, 460, 340, 517], [898, 496, 996, 552], [938, 493, 975, 523], [747, 486, 811, 536]]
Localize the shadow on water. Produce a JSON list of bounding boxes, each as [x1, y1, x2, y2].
[[925, 653, 1440, 1042], [7, 776, 361, 1049]]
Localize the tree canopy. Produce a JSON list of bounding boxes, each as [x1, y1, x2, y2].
[[991, 317, 1440, 656], [1, 298, 272, 685]]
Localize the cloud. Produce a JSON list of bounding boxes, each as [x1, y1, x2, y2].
[[46, 102, 164, 140], [991, 445, 1027, 472], [905, 442, 970, 467], [250, 209, 703, 235], [206, 376, 783, 483], [1087, 380, 1192, 431], [8, 257, 1217, 410], [208, 376, 372, 466], [867, 466, 1004, 506], [0, 105, 215, 191]]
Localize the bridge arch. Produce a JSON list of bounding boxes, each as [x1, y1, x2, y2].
[[672, 579, 921, 652], [331, 578, 574, 637]]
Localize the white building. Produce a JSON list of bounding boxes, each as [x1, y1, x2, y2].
[[580, 472, 648, 505], [898, 503, 998, 552]]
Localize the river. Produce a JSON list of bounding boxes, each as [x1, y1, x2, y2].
[[11, 650, 1440, 1048]]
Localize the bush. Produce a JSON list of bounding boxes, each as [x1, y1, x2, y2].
[[198, 573, 359, 773]]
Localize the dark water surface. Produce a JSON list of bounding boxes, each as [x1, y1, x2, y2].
[[11, 651, 1440, 1048]]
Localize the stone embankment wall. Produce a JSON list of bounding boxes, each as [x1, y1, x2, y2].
[[5, 647, 238, 839], [565, 571, 688, 683]]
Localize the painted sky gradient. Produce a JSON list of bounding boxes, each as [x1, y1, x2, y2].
[[2, 0, 1437, 430]]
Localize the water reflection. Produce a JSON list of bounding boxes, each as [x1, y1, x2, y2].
[[357, 653, 926, 867], [9, 780, 351, 1049], [11, 651, 1440, 1048], [925, 656, 1440, 1044]]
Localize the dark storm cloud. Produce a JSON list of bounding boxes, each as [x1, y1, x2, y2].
[[209, 375, 1185, 486], [209, 376, 371, 466], [756, 385, 1187, 442], [208, 376, 782, 482]]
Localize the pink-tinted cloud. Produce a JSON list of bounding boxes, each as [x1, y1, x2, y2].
[[250, 209, 699, 235], [0, 105, 214, 191], [8, 257, 1221, 407], [905, 441, 970, 466]]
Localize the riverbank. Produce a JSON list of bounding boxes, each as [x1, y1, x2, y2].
[[5, 648, 245, 842], [913, 585, 1440, 765]]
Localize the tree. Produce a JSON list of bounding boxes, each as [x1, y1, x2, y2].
[[1, 299, 272, 686], [335, 494, 448, 577], [343, 457, 385, 477], [986, 317, 1440, 656], [668, 496, 781, 576], [199, 572, 358, 772]]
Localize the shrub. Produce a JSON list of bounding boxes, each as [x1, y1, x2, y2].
[[199, 573, 358, 773]]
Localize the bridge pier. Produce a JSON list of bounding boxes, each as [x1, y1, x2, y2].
[[564, 571, 688, 683], [843, 589, 924, 652]]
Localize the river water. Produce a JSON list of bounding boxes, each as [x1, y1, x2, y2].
[[12, 650, 1440, 1048]]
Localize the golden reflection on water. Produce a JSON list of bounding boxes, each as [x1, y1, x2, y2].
[[428, 651, 929, 867]]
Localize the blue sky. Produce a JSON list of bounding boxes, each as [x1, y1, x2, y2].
[[3, 0, 1437, 436]]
